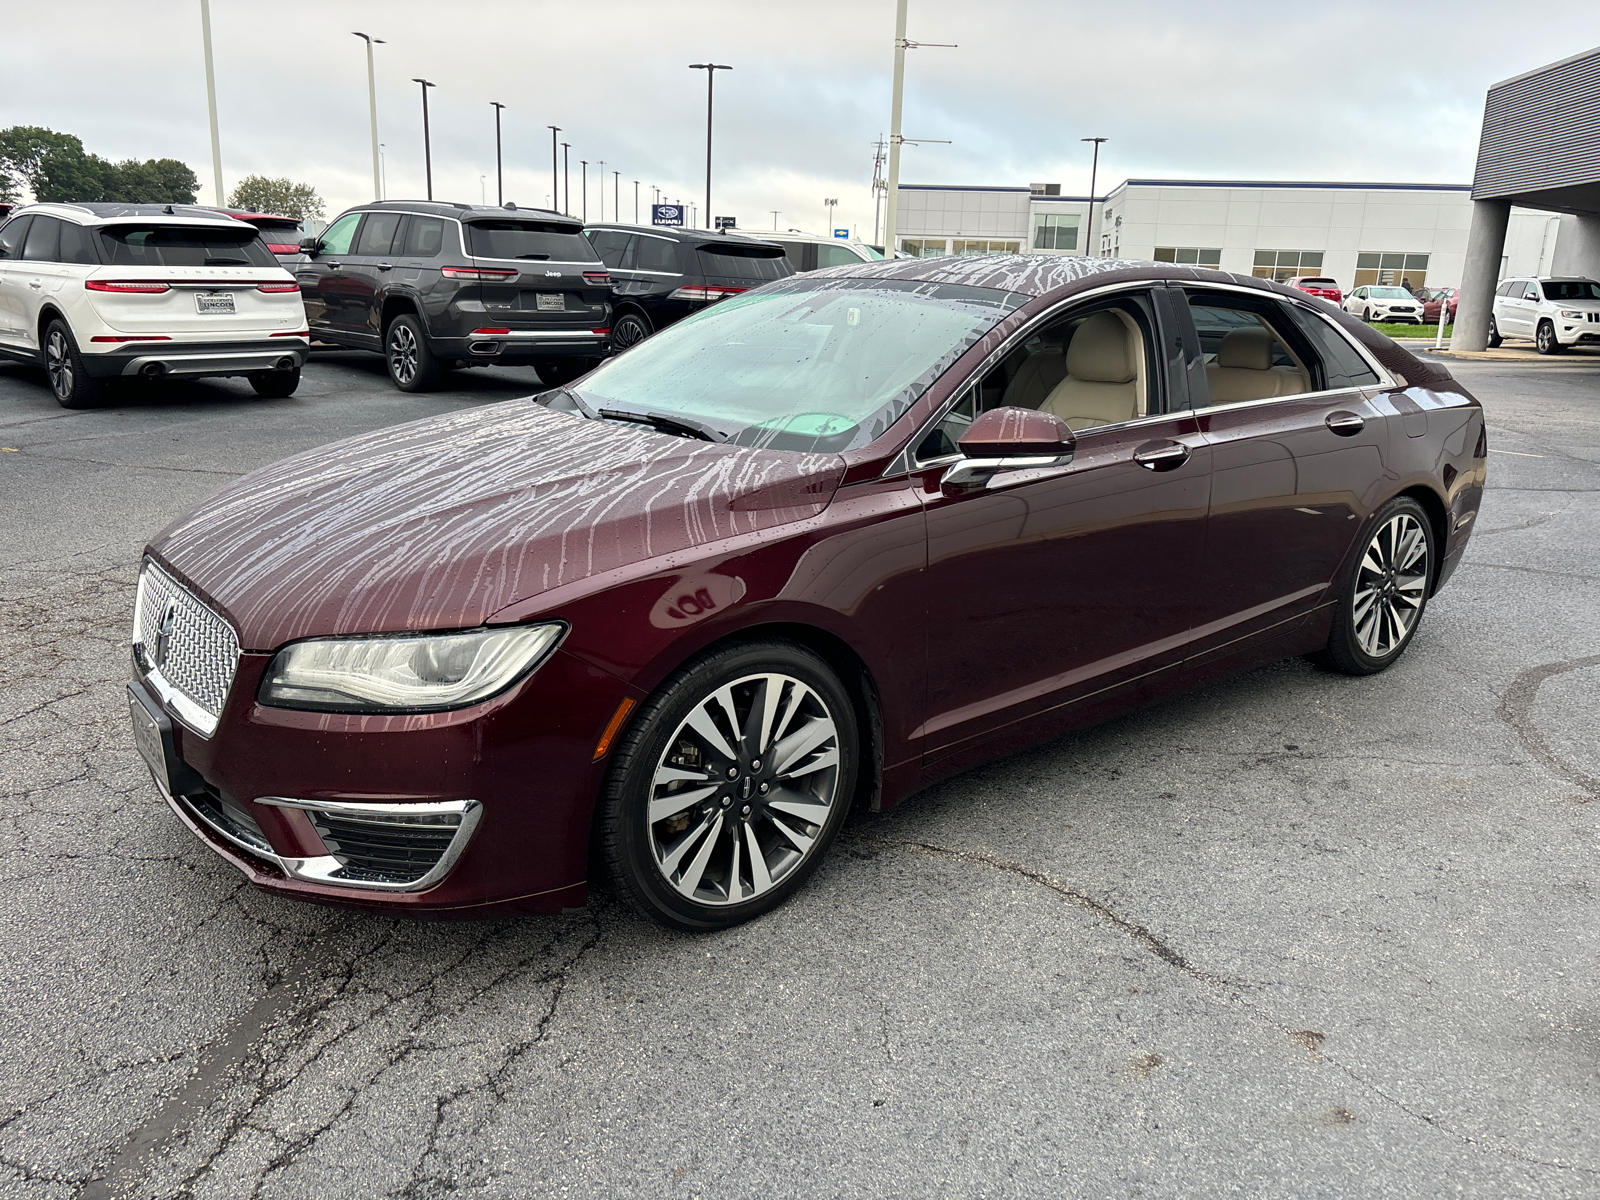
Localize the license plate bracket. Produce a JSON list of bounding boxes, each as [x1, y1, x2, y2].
[[535, 293, 565, 312], [128, 683, 202, 797], [195, 292, 236, 315]]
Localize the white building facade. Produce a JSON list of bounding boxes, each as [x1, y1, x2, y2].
[[893, 179, 1565, 290]]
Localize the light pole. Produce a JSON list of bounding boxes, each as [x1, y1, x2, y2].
[[547, 126, 560, 212], [379, 143, 387, 199], [633, 180, 640, 222], [352, 33, 385, 201], [581, 160, 588, 221], [689, 62, 732, 229], [412, 78, 437, 201], [771, 210, 781, 230], [491, 102, 506, 206], [614, 171, 621, 223], [561, 143, 571, 215], [596, 161, 605, 220], [480, 175, 486, 205], [1081, 137, 1107, 257], [199, 0, 224, 205], [825, 197, 839, 234]]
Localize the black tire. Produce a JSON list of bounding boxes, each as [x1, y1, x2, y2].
[[1536, 320, 1564, 356], [248, 368, 300, 398], [1311, 495, 1435, 677], [534, 357, 596, 387], [611, 311, 653, 350], [598, 639, 860, 931], [1486, 316, 1503, 348], [385, 314, 441, 392], [1362, 307, 1373, 323], [43, 319, 104, 409]]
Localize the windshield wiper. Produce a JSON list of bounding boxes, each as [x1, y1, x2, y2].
[[598, 407, 726, 442]]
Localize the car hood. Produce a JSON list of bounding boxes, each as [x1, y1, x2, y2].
[[148, 401, 846, 649]]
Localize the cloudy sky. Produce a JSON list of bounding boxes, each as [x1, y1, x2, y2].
[[3, 1, 1596, 236]]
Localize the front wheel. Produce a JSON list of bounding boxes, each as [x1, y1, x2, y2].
[[1362, 307, 1373, 322], [44, 320, 104, 409], [598, 640, 860, 931], [1311, 496, 1435, 676], [249, 368, 300, 398], [385, 315, 441, 392], [1487, 316, 1503, 348], [1536, 320, 1564, 355]]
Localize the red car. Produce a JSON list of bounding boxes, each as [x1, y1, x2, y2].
[[187, 206, 306, 266], [129, 256, 1486, 930], [1419, 287, 1459, 325], [1288, 275, 1343, 306]]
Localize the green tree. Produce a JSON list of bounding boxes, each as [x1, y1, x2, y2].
[[227, 175, 324, 220], [0, 126, 83, 202], [0, 125, 198, 204]]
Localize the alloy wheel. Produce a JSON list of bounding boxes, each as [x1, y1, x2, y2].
[[613, 315, 649, 350], [388, 323, 418, 384], [1352, 512, 1428, 659], [1538, 323, 1556, 354], [46, 330, 72, 400], [646, 672, 841, 906]]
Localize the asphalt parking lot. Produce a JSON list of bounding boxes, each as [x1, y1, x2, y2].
[[2, 345, 1598, 1199]]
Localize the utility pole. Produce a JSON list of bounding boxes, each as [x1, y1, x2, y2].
[[491, 102, 506, 206], [561, 142, 571, 215], [547, 126, 560, 212], [353, 33, 385, 202], [870, 136, 887, 247], [689, 62, 732, 229], [412, 78, 436, 201], [1081, 137, 1107, 257], [199, 0, 224, 205], [883, 2, 955, 258]]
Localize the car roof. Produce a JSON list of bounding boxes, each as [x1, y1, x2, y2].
[[342, 200, 582, 229], [8, 202, 251, 229], [583, 222, 787, 250]]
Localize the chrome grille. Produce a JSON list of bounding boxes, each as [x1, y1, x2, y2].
[[135, 561, 240, 735]]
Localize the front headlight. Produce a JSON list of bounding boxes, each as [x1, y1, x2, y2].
[[1560, 309, 1584, 320], [258, 624, 565, 713]]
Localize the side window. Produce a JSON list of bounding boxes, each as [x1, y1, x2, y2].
[[401, 216, 447, 258], [1495, 279, 1518, 297], [353, 211, 403, 256], [633, 235, 678, 273], [1289, 307, 1381, 389], [319, 212, 362, 255], [816, 243, 864, 269], [58, 222, 97, 265], [0, 216, 30, 259], [586, 230, 630, 268], [1186, 293, 1320, 405], [21, 216, 61, 262], [1523, 282, 1542, 301]]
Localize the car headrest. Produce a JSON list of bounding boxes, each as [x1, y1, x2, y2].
[[1066, 311, 1136, 384], [1217, 327, 1275, 371]]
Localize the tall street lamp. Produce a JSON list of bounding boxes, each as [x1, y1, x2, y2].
[[379, 143, 387, 199], [771, 210, 781, 230], [352, 32, 385, 201], [1081, 136, 1108, 257], [614, 171, 621, 224], [561, 142, 571, 215], [547, 126, 560, 212], [490, 101, 506, 206], [199, 0, 224, 205], [412, 78, 437, 201], [633, 180, 640, 223], [689, 62, 732, 229], [596, 160, 606, 221], [580, 160, 588, 221]]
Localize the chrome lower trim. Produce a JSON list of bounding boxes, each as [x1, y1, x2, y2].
[[117, 350, 305, 377], [256, 796, 482, 892], [489, 330, 604, 341]]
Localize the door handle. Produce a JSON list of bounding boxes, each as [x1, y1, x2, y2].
[[28, 280, 42, 289], [327, 261, 342, 269], [1325, 411, 1365, 436], [376, 262, 393, 271], [1132, 440, 1189, 471]]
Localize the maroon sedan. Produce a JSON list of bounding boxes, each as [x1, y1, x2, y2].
[[1419, 287, 1459, 325], [129, 256, 1486, 930]]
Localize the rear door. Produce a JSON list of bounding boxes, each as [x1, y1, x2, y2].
[[339, 209, 405, 343], [18, 216, 71, 351]]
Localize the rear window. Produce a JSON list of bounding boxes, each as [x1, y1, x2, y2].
[[1298, 278, 1338, 288], [1544, 280, 1600, 301], [466, 220, 597, 262], [695, 243, 791, 282], [252, 220, 303, 250], [98, 225, 277, 268]]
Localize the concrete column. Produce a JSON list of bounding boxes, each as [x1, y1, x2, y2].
[[1452, 198, 1512, 351], [1551, 213, 1600, 278]]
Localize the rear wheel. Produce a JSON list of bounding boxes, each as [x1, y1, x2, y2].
[[1536, 319, 1563, 355], [611, 311, 653, 350], [534, 357, 595, 387], [385, 315, 441, 392], [1311, 496, 1434, 676], [43, 320, 104, 409], [1486, 316, 1503, 348], [249, 368, 300, 398], [599, 640, 859, 931]]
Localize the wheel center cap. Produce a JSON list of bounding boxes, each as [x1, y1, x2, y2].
[[739, 777, 754, 801]]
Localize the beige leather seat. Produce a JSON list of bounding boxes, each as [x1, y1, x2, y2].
[[1001, 337, 1068, 410], [1038, 310, 1143, 429], [1205, 327, 1310, 403]]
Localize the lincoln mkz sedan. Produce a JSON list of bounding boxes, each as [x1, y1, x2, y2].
[[129, 255, 1485, 930]]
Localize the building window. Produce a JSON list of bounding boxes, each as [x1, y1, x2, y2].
[[1355, 252, 1429, 289], [952, 239, 1020, 254], [1252, 249, 1324, 282], [1032, 213, 1079, 251], [900, 238, 948, 257], [1154, 247, 1222, 268]]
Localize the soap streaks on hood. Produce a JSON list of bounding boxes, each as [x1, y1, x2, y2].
[[149, 401, 845, 649]]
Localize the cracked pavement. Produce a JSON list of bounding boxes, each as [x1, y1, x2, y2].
[[2, 348, 1598, 1198]]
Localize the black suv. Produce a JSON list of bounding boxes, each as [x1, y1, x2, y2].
[[297, 201, 611, 391], [581, 224, 792, 348]]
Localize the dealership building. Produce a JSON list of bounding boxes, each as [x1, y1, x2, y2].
[[892, 178, 1565, 292]]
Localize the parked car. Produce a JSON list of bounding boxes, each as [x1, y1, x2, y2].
[[0, 202, 308, 407], [760, 229, 884, 273], [130, 255, 1485, 930], [1343, 285, 1423, 324], [582, 223, 793, 348], [1416, 287, 1458, 326], [1287, 275, 1342, 306], [298, 201, 612, 390], [190, 208, 307, 267], [1488, 276, 1600, 354]]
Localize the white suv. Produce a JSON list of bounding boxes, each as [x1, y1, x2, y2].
[[1488, 276, 1600, 355], [0, 203, 309, 407]]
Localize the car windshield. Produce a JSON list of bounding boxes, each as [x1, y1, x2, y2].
[[1544, 280, 1600, 301], [567, 276, 1027, 453], [465, 220, 597, 262], [1370, 287, 1412, 299], [98, 225, 277, 267]]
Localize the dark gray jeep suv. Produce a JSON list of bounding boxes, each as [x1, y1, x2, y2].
[[297, 201, 611, 391]]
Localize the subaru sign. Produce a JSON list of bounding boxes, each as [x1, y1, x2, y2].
[[652, 204, 685, 227]]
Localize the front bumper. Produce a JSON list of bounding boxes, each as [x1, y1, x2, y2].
[[84, 338, 308, 379]]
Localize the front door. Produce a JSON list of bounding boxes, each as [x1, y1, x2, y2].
[[297, 211, 362, 338]]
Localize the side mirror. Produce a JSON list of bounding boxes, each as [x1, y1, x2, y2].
[[942, 407, 1075, 492], [299, 236, 320, 255]]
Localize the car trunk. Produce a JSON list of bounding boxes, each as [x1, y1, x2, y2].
[[465, 219, 608, 327], [694, 243, 791, 290]]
